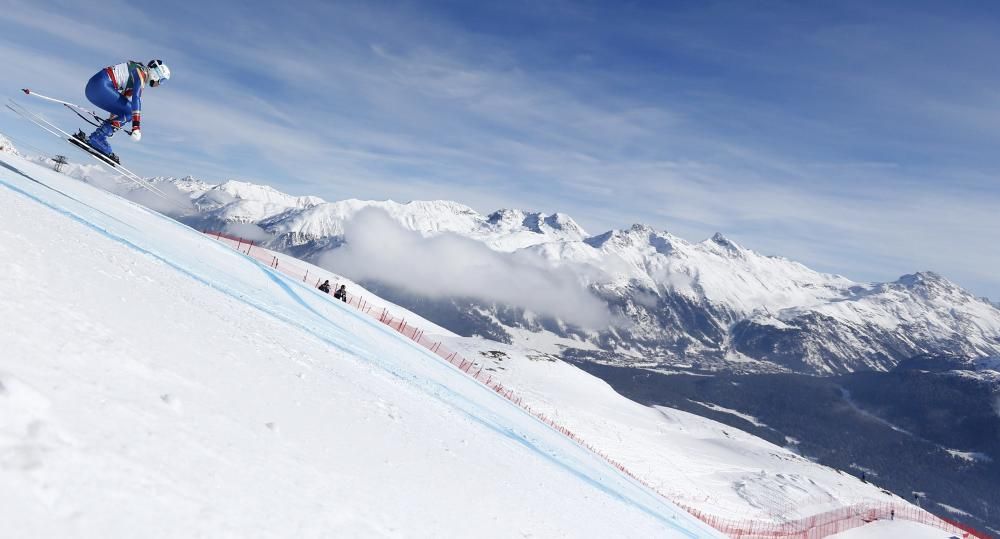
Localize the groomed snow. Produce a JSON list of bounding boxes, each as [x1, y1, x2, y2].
[[438, 337, 909, 521], [828, 519, 958, 539], [0, 152, 721, 537]]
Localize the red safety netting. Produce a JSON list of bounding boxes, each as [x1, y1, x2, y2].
[[679, 501, 989, 538], [205, 230, 992, 539]]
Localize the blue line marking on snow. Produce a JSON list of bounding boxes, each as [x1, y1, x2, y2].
[[0, 167, 707, 538], [0, 160, 138, 232]]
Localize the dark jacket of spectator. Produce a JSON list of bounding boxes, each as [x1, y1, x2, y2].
[[333, 285, 347, 302]]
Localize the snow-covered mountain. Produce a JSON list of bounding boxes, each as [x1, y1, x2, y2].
[[178, 183, 587, 251], [7, 151, 973, 537], [141, 176, 1000, 375], [183, 179, 325, 225]]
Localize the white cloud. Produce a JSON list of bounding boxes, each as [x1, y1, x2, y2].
[[318, 208, 613, 329], [222, 222, 270, 242], [3, 1, 1000, 301]]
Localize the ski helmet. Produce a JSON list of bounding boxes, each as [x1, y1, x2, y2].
[[147, 59, 171, 85]]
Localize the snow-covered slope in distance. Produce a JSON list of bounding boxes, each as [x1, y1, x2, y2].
[[134, 175, 1000, 375], [203, 215, 920, 521], [0, 153, 721, 537], [440, 337, 908, 521], [830, 519, 961, 539]]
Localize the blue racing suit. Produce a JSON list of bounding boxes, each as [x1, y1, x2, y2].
[[85, 61, 147, 155]]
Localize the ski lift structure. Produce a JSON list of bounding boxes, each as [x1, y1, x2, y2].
[[52, 155, 68, 173]]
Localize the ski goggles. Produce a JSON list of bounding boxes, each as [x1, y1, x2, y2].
[[147, 60, 170, 86]]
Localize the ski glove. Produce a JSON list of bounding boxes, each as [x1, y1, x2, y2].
[[130, 111, 141, 141]]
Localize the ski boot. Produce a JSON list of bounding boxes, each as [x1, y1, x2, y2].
[[84, 120, 120, 164]]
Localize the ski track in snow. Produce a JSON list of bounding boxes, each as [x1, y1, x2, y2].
[[0, 152, 717, 537]]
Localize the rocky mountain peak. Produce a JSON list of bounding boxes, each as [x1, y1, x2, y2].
[[486, 209, 587, 239], [214, 180, 325, 209], [486, 208, 524, 226], [894, 271, 961, 300], [705, 232, 746, 257], [629, 223, 656, 235], [584, 224, 653, 250], [711, 232, 733, 246]]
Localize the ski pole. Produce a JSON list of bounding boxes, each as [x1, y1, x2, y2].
[[21, 89, 134, 135], [22, 89, 90, 110]]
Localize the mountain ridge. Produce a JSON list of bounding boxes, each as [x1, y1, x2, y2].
[[124, 176, 1000, 374]]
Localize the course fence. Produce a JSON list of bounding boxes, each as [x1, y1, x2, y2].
[[681, 501, 989, 538], [205, 230, 991, 539]]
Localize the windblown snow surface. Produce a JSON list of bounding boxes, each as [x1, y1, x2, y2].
[[0, 153, 721, 537], [0, 148, 939, 538]]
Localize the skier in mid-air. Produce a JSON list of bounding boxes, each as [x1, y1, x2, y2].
[[82, 59, 170, 161]]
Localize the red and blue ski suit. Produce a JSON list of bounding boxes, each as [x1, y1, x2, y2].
[[84, 61, 147, 155], [86, 61, 146, 129]]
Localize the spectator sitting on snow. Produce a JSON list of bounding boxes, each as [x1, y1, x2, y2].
[[318, 280, 331, 293], [333, 284, 347, 302]]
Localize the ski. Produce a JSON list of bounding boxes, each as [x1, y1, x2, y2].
[[68, 129, 122, 166], [6, 99, 168, 198]]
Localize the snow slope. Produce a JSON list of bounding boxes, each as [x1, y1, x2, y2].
[[0, 152, 720, 537], [829, 519, 959, 539], [201, 211, 919, 521], [437, 338, 908, 521]]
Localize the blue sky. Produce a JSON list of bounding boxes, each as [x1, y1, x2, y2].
[[2, 0, 999, 299]]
